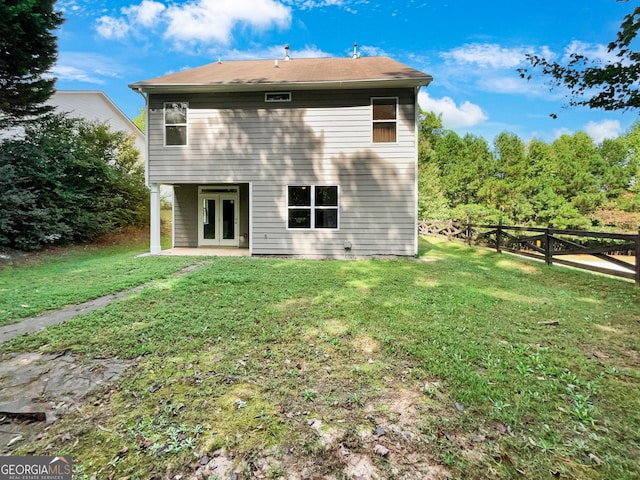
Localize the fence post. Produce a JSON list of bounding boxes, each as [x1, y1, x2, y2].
[[496, 219, 502, 253], [545, 223, 553, 266], [635, 227, 640, 287], [466, 213, 472, 246]]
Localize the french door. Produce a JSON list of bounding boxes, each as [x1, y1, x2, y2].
[[198, 189, 238, 247]]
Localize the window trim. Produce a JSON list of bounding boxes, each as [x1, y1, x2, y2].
[[164, 101, 188, 147], [287, 185, 340, 230], [371, 96, 398, 144]]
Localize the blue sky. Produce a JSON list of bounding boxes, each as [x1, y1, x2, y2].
[[53, 0, 639, 145]]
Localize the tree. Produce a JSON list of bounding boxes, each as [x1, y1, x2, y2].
[[493, 132, 530, 221], [519, 2, 640, 111], [0, 0, 64, 127], [133, 107, 145, 132], [417, 110, 449, 220], [0, 114, 148, 250]]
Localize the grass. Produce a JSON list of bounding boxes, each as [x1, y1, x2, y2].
[[0, 209, 201, 326], [2, 236, 639, 479]]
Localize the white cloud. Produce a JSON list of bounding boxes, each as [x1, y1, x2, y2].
[[122, 0, 166, 28], [52, 52, 126, 84], [221, 44, 330, 60], [584, 120, 622, 143], [562, 40, 618, 65], [358, 45, 387, 57], [553, 127, 573, 139], [441, 43, 528, 69], [418, 91, 488, 128], [164, 0, 290, 44], [480, 76, 531, 95], [96, 0, 291, 46], [95, 16, 130, 39], [51, 65, 105, 84], [479, 75, 562, 99], [287, 0, 344, 9], [282, 0, 358, 13]]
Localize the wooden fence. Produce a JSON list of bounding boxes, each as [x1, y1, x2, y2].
[[418, 220, 640, 285]]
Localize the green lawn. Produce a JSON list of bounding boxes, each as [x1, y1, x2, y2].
[[2, 237, 639, 479], [0, 211, 199, 326]]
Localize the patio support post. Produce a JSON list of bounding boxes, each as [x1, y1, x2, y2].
[[150, 183, 161, 254]]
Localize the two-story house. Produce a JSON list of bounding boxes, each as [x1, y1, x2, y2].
[[129, 54, 432, 257]]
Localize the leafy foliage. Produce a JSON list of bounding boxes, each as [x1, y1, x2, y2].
[[0, 114, 149, 250], [133, 107, 145, 132], [519, 3, 640, 111], [418, 116, 640, 230], [0, 0, 64, 127]]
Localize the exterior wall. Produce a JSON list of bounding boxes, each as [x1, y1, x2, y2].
[[148, 88, 417, 257], [173, 185, 198, 247]]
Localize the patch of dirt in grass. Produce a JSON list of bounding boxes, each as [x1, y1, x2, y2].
[[189, 387, 451, 480], [352, 335, 380, 355]]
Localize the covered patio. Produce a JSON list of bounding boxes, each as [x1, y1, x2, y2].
[[153, 247, 250, 257]]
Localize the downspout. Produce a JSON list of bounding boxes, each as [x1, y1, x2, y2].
[[133, 88, 150, 187], [414, 85, 420, 257]]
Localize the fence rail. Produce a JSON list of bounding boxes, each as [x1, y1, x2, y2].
[[418, 220, 640, 286]]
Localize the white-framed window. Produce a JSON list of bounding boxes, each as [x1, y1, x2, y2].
[[372, 97, 397, 143], [265, 92, 292, 102], [164, 102, 188, 146], [287, 185, 339, 229]]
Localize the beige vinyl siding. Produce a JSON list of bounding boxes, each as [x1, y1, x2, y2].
[[150, 88, 418, 257]]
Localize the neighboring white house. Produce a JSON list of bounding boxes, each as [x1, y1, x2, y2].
[[48, 90, 145, 157], [130, 55, 432, 257]]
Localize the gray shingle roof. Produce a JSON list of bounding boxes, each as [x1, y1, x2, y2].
[[129, 56, 432, 92]]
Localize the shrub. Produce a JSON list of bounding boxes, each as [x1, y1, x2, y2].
[[0, 114, 148, 250]]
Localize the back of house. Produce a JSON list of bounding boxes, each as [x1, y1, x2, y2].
[[130, 52, 432, 257]]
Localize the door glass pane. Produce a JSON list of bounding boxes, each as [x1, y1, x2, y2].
[[203, 199, 216, 239], [222, 199, 235, 240]]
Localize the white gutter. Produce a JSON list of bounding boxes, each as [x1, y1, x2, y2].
[[133, 88, 150, 187], [129, 77, 433, 94]]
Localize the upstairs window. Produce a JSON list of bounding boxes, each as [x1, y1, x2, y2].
[[164, 102, 188, 146], [288, 185, 339, 229], [372, 97, 397, 143]]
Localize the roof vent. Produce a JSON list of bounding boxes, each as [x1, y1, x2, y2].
[[353, 42, 359, 59], [284, 44, 291, 61]]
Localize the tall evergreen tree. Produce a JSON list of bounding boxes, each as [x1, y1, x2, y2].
[[0, 0, 64, 127]]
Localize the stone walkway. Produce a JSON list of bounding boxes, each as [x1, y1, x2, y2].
[[0, 352, 132, 454], [0, 261, 207, 345], [0, 287, 144, 345]]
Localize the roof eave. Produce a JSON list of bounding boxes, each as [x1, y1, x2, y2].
[[128, 77, 433, 94]]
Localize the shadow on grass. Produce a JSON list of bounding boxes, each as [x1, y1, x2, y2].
[[2, 237, 639, 479]]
